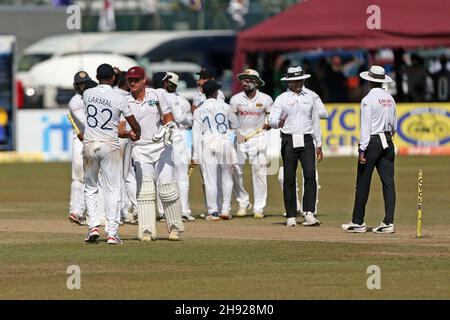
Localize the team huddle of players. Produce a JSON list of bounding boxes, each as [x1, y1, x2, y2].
[[67, 64, 328, 244]]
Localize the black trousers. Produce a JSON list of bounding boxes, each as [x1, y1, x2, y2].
[[281, 133, 317, 218], [352, 135, 396, 225]]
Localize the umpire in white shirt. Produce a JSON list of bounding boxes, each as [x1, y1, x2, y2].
[[342, 66, 397, 234], [269, 66, 323, 227]]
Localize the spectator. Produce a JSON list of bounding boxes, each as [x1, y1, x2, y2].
[[405, 54, 428, 102], [431, 55, 450, 102], [323, 55, 348, 102]]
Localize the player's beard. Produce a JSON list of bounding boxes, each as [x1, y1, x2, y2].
[[244, 83, 256, 93]]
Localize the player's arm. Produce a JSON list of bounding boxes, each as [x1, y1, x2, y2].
[[315, 95, 329, 119], [118, 120, 130, 139], [124, 115, 141, 141], [120, 97, 141, 141], [156, 90, 175, 125], [268, 95, 284, 128], [311, 96, 323, 162], [191, 109, 202, 165], [358, 99, 371, 164], [227, 104, 239, 130], [263, 96, 274, 130]]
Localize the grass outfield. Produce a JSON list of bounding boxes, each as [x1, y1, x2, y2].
[[0, 156, 449, 299]]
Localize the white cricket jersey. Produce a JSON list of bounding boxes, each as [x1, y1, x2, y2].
[[359, 88, 397, 151], [114, 87, 130, 97], [166, 91, 193, 130], [82, 84, 132, 148], [68, 93, 85, 137], [128, 87, 171, 145], [303, 87, 329, 119], [192, 98, 238, 161], [269, 88, 322, 147], [192, 89, 225, 108], [229, 90, 273, 136]]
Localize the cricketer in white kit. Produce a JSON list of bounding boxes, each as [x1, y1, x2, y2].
[[114, 72, 138, 224], [67, 71, 90, 226], [82, 64, 141, 245], [192, 80, 239, 221], [68, 72, 106, 226], [230, 69, 273, 218], [165, 72, 195, 221], [122, 66, 185, 241]]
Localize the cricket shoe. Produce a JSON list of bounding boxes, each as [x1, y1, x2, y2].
[[69, 213, 86, 226], [220, 212, 232, 220], [140, 229, 154, 242], [300, 211, 318, 217], [205, 212, 220, 221], [235, 203, 252, 217], [182, 214, 196, 222], [168, 229, 182, 241], [84, 227, 100, 243], [159, 215, 166, 222], [107, 235, 123, 245], [254, 212, 264, 219], [341, 222, 367, 233], [123, 212, 138, 225], [372, 222, 395, 234], [286, 217, 297, 227], [302, 212, 320, 226]]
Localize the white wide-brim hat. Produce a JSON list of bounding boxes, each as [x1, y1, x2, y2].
[[237, 68, 265, 86], [281, 66, 311, 81], [360, 65, 393, 83]]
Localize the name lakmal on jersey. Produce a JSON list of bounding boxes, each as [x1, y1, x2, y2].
[[87, 96, 113, 108]]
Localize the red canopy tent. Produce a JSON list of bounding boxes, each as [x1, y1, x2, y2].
[[233, 0, 450, 90]]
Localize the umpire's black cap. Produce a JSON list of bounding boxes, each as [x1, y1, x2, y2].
[[96, 63, 116, 79], [202, 80, 221, 96], [74, 71, 91, 84], [197, 66, 216, 80]]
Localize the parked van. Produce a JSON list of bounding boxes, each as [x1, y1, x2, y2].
[[24, 52, 137, 108], [18, 33, 112, 73]]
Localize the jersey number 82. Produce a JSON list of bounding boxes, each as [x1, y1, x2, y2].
[[87, 104, 113, 130]]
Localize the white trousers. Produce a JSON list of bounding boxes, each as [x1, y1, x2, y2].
[[70, 137, 86, 217], [233, 134, 268, 213], [84, 141, 121, 236], [202, 149, 234, 215], [122, 140, 137, 216], [173, 130, 191, 216], [132, 142, 175, 191]]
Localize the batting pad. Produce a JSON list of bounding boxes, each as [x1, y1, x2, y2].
[[137, 180, 157, 240], [158, 182, 184, 233]]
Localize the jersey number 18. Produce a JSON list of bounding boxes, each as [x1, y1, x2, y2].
[[202, 113, 228, 134]]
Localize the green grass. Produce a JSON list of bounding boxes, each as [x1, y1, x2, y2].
[[0, 157, 449, 299]]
